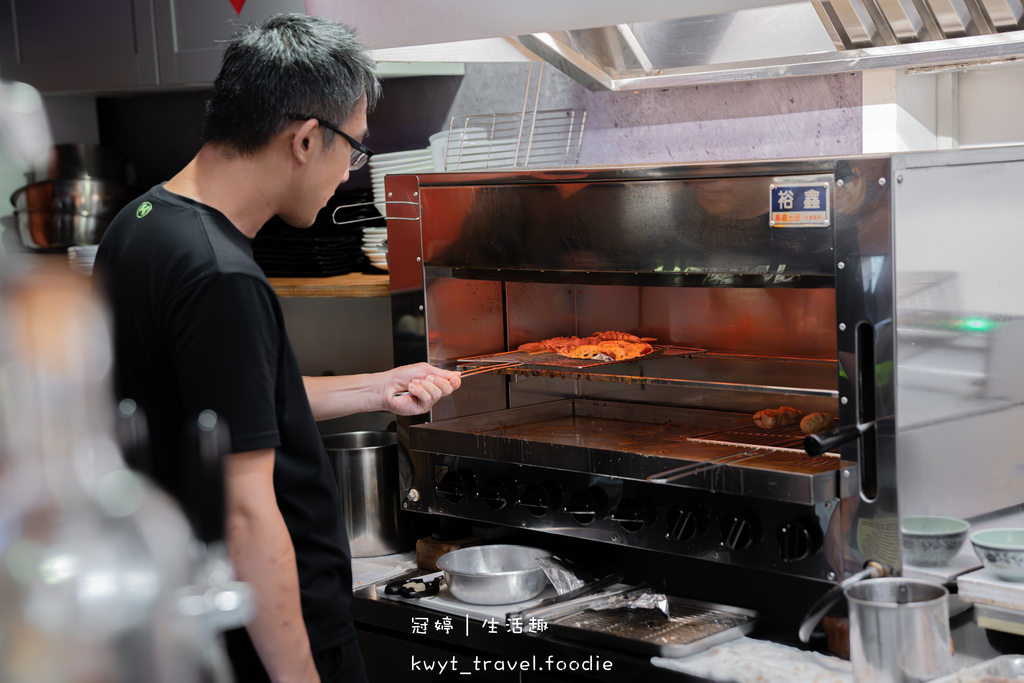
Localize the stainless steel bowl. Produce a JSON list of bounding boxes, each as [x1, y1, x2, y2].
[[12, 178, 134, 250], [436, 544, 551, 605]]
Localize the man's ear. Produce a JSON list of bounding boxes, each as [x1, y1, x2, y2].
[[290, 118, 320, 164]]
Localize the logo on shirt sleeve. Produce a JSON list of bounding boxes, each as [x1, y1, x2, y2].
[[136, 202, 153, 218]]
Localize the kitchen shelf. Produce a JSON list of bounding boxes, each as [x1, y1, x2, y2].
[[267, 273, 390, 298]]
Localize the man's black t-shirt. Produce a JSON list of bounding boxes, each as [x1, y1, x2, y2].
[[94, 184, 355, 651]]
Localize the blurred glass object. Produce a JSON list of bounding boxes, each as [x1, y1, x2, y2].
[[0, 81, 51, 172], [0, 80, 51, 271], [0, 80, 250, 682], [0, 268, 250, 680]]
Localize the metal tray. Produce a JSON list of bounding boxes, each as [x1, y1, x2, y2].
[[544, 594, 758, 658], [932, 655, 1024, 682]]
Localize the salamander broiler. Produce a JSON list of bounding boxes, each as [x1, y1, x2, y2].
[[383, 147, 1024, 627]]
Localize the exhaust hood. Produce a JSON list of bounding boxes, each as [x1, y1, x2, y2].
[[308, 0, 1024, 90], [517, 1, 1024, 90]]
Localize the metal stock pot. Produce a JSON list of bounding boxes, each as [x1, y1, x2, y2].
[[12, 178, 134, 250], [323, 431, 413, 558]]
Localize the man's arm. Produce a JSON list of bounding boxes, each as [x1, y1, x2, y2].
[[224, 448, 320, 683], [303, 363, 461, 422]]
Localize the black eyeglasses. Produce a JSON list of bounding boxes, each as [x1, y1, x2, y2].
[[288, 114, 374, 170]]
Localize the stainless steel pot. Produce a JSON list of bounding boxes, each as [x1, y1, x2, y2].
[[436, 545, 552, 605], [323, 431, 413, 558], [28, 143, 136, 185], [12, 178, 134, 250]]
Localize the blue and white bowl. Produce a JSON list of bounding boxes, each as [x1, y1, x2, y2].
[[971, 528, 1024, 581], [901, 516, 970, 567]]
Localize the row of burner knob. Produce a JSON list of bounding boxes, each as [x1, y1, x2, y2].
[[433, 470, 822, 561]]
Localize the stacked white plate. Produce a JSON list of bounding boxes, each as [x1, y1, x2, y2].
[[369, 148, 433, 217], [362, 227, 388, 271], [68, 245, 98, 275]]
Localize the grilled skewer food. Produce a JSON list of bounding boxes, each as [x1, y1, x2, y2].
[[800, 412, 834, 435], [753, 406, 803, 429], [560, 340, 653, 360], [518, 331, 657, 360]]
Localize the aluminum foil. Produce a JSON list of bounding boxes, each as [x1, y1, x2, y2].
[[606, 590, 671, 620], [536, 555, 593, 595]]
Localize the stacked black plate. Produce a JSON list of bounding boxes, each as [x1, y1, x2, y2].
[[252, 189, 383, 277]]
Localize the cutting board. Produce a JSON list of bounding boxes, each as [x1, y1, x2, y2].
[[415, 536, 483, 572]]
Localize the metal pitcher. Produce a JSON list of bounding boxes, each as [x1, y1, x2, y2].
[[845, 578, 951, 683]]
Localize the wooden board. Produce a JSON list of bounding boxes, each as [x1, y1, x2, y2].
[[267, 272, 390, 298]]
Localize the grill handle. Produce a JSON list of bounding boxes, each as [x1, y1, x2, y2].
[[803, 422, 872, 457]]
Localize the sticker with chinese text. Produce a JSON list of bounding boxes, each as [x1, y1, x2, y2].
[[769, 183, 830, 227]]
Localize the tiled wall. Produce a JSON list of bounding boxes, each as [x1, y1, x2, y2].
[[443, 63, 863, 164]]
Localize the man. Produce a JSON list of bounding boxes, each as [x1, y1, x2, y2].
[[94, 14, 460, 683]]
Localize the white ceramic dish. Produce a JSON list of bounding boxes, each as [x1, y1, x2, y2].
[[369, 165, 433, 177], [971, 528, 1024, 581], [369, 157, 433, 171], [902, 516, 970, 567], [369, 148, 431, 162]]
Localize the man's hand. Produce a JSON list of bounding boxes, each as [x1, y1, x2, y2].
[[380, 362, 461, 415]]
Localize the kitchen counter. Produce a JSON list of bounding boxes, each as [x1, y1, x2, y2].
[[352, 581, 717, 682], [350, 554, 1022, 683], [349, 555, 852, 683]]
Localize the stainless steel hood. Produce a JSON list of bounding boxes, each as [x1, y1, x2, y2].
[[516, 0, 1024, 90]]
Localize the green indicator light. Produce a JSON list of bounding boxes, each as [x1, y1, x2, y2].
[[956, 317, 999, 333]]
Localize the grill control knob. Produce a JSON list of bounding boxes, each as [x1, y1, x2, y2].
[[564, 486, 608, 525], [720, 513, 761, 551], [777, 520, 822, 562], [517, 481, 562, 517], [666, 506, 706, 542], [434, 470, 475, 504], [610, 497, 654, 533], [476, 476, 517, 511]]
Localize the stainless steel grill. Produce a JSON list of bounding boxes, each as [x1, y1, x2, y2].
[[389, 148, 1024, 586]]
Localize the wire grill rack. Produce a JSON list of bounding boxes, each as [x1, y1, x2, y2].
[[688, 423, 815, 454], [557, 604, 750, 643], [442, 108, 586, 171], [547, 597, 757, 656]]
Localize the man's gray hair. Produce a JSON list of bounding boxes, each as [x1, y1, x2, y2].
[[203, 13, 381, 155]]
